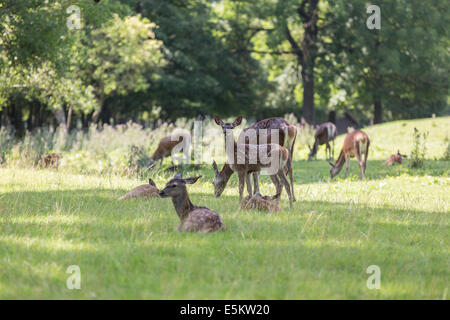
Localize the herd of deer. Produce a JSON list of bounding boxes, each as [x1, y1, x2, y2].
[[118, 115, 408, 233]]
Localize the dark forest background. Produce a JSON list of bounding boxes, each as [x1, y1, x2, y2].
[[0, 0, 448, 136]]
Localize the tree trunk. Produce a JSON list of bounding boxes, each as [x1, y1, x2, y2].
[[66, 105, 73, 132], [9, 98, 25, 137], [374, 98, 382, 124], [301, 68, 315, 124]]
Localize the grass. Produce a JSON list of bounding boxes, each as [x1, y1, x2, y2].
[[0, 117, 449, 299]]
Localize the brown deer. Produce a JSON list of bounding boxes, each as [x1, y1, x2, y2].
[[159, 173, 225, 233], [308, 122, 337, 161], [118, 179, 160, 200], [384, 150, 407, 166], [212, 140, 293, 208], [329, 130, 370, 180], [241, 192, 281, 212], [150, 133, 190, 167], [214, 116, 297, 201], [39, 153, 61, 169]]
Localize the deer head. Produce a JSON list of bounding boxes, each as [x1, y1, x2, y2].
[[159, 173, 201, 198], [212, 160, 228, 197], [213, 116, 243, 134], [329, 161, 342, 179]]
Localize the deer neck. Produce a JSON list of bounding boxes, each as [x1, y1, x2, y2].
[[171, 189, 195, 221], [334, 150, 346, 169]]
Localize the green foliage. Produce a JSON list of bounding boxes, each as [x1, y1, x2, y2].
[[409, 128, 428, 169]]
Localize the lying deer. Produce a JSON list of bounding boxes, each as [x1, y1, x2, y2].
[[329, 130, 370, 180], [159, 173, 225, 233], [308, 122, 337, 161], [214, 116, 297, 201], [118, 179, 160, 200], [150, 133, 190, 167], [241, 192, 281, 212], [212, 140, 293, 208], [384, 150, 407, 166], [39, 153, 61, 169]]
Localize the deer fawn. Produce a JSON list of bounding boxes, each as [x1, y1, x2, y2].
[[118, 179, 160, 200], [241, 192, 281, 212], [384, 150, 407, 166], [214, 116, 297, 201], [39, 153, 61, 169], [150, 133, 190, 167], [159, 174, 225, 233], [308, 122, 337, 161], [329, 130, 370, 180]]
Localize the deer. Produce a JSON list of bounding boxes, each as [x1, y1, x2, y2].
[[118, 178, 160, 200], [308, 122, 337, 161], [384, 150, 407, 166], [213, 116, 297, 201], [241, 192, 281, 212], [159, 173, 225, 233], [329, 130, 370, 180], [211, 139, 294, 208], [150, 132, 190, 167], [38, 153, 61, 169]]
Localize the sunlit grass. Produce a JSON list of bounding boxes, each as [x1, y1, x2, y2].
[[0, 117, 448, 299]]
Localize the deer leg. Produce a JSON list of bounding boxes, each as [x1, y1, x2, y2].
[[326, 142, 331, 160], [246, 174, 253, 196], [345, 155, 350, 178], [277, 170, 293, 208], [355, 151, 365, 180], [252, 172, 260, 195], [270, 174, 282, 197], [237, 172, 246, 203], [287, 161, 296, 202]]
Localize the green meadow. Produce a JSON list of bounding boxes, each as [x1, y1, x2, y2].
[[0, 117, 448, 299]]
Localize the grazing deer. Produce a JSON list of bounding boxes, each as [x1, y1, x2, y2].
[[329, 130, 370, 180], [384, 150, 407, 166], [159, 173, 224, 233], [212, 141, 293, 208], [39, 153, 61, 169], [241, 192, 281, 212], [214, 116, 297, 201], [308, 122, 337, 161], [150, 133, 190, 167], [118, 179, 160, 200]]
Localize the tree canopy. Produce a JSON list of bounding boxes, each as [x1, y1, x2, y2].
[[0, 0, 448, 135]]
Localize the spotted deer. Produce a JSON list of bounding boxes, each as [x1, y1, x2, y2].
[[241, 192, 281, 212], [329, 130, 370, 180], [308, 122, 337, 160], [212, 138, 293, 209], [118, 179, 160, 200], [213, 116, 297, 201], [159, 174, 224, 233], [39, 153, 61, 169], [384, 150, 407, 166]]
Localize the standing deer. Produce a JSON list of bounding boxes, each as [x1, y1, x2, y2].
[[150, 133, 190, 167], [384, 150, 407, 166], [329, 130, 370, 180], [308, 122, 337, 161], [159, 173, 225, 233], [212, 140, 293, 208], [213, 116, 297, 201], [118, 179, 160, 200]]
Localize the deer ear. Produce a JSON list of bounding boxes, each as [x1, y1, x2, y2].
[[173, 173, 183, 180], [184, 176, 201, 184], [148, 179, 156, 187], [214, 116, 224, 126], [328, 162, 335, 167], [232, 116, 243, 128], [212, 160, 219, 175], [307, 144, 312, 151]]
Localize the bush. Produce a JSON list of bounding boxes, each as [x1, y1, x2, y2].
[[409, 127, 428, 169]]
